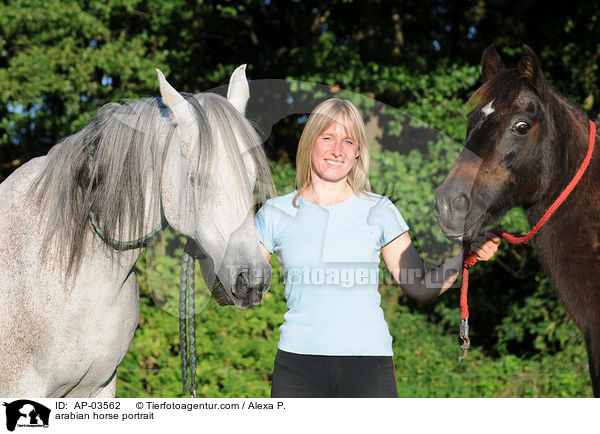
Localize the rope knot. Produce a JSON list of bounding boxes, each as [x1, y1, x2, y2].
[[463, 249, 479, 268]]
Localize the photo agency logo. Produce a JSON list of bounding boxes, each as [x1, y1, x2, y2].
[[140, 78, 481, 316], [2, 400, 50, 432]]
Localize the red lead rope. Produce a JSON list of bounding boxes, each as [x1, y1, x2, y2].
[[458, 120, 596, 360]]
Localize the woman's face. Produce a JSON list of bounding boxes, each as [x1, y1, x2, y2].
[[310, 114, 360, 184]]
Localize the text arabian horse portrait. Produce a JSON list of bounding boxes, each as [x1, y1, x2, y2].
[[435, 45, 600, 396], [0, 66, 274, 397]]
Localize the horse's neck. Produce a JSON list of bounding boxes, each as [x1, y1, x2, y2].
[[86, 184, 163, 271], [530, 95, 592, 209], [526, 99, 599, 239], [68, 178, 163, 286]]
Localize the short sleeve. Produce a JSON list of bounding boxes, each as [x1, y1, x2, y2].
[[254, 203, 274, 253], [366, 197, 409, 247]]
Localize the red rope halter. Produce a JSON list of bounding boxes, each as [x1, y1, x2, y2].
[[458, 120, 596, 359]]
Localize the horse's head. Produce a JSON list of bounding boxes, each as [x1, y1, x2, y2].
[[435, 44, 558, 244], [157, 66, 273, 309]]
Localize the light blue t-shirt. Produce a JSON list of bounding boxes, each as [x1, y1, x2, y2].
[[255, 191, 409, 356]]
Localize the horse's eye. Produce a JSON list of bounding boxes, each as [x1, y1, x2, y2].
[[513, 121, 530, 135]]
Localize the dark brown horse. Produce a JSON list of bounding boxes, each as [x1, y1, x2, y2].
[[434, 45, 600, 397]]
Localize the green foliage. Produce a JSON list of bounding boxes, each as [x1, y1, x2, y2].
[[2, 0, 596, 397], [388, 62, 479, 143], [382, 290, 591, 397], [270, 159, 297, 196], [496, 276, 583, 356], [0, 0, 169, 146]]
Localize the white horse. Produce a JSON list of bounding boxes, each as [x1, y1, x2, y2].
[[0, 66, 273, 397]]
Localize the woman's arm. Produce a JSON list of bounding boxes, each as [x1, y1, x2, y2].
[[260, 242, 272, 262], [381, 231, 500, 302]]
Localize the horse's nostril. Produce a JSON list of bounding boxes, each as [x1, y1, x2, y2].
[[230, 268, 269, 306], [434, 195, 451, 218], [231, 270, 250, 299], [452, 194, 470, 213], [249, 286, 263, 305]]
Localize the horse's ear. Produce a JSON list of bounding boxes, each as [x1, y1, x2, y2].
[[156, 68, 196, 154], [481, 44, 504, 82], [227, 64, 250, 116], [518, 45, 545, 95]]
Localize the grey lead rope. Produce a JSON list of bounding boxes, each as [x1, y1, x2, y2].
[[180, 241, 199, 397], [179, 251, 189, 396]]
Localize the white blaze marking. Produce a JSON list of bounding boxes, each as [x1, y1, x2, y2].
[[481, 100, 495, 117]]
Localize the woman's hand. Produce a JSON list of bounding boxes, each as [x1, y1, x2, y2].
[[468, 230, 501, 261]]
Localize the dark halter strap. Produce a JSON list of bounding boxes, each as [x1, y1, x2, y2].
[[88, 208, 167, 251], [85, 141, 168, 250]]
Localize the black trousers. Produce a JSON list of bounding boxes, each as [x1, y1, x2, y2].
[[271, 349, 398, 398]]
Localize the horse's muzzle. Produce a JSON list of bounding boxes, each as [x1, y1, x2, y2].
[[232, 267, 271, 307], [434, 183, 481, 244], [213, 266, 271, 308]]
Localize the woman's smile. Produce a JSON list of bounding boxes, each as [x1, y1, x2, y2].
[[311, 114, 359, 183]]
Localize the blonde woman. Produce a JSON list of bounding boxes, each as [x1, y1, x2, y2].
[[255, 98, 500, 397]]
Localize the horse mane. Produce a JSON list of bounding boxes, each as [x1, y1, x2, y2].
[[468, 67, 589, 123], [193, 92, 274, 207], [30, 92, 273, 276], [467, 68, 527, 114]]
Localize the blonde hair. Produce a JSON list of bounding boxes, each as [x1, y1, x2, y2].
[[293, 98, 370, 206]]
